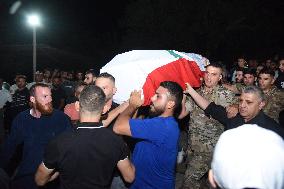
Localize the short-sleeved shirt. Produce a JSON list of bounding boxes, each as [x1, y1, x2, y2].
[[129, 116, 179, 189], [43, 122, 129, 189]]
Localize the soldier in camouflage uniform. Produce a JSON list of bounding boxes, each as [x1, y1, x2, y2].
[[222, 67, 246, 95], [182, 63, 236, 189], [258, 68, 284, 122]]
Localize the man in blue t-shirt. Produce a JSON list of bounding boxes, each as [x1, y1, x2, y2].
[[114, 81, 183, 189]]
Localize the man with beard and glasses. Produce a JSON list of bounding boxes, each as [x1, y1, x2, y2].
[[113, 81, 183, 189], [0, 83, 71, 189]]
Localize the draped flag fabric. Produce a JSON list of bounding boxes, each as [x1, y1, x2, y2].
[[100, 50, 209, 105]]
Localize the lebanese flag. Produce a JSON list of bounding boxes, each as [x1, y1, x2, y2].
[[100, 50, 208, 105]]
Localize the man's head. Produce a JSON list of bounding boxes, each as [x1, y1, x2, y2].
[[279, 59, 284, 73], [243, 68, 256, 86], [248, 59, 258, 68], [30, 83, 53, 115], [258, 68, 275, 92], [209, 124, 284, 189], [76, 71, 83, 81], [67, 72, 74, 81], [52, 76, 62, 88], [95, 72, 116, 103], [77, 85, 106, 116], [149, 81, 183, 117], [270, 61, 278, 71], [203, 63, 223, 88], [43, 69, 51, 79], [60, 71, 68, 80], [256, 65, 264, 76], [239, 86, 265, 122], [35, 71, 44, 82], [235, 68, 244, 83], [265, 59, 272, 68], [84, 69, 96, 84], [16, 75, 27, 89], [237, 57, 247, 68], [74, 82, 87, 99]]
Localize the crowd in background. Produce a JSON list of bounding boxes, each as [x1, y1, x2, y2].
[[0, 55, 283, 189]]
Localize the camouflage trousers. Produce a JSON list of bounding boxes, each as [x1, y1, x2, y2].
[[182, 150, 212, 189]]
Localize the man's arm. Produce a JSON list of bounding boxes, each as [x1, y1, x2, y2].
[[184, 83, 229, 126], [103, 101, 129, 127], [0, 116, 24, 168], [222, 83, 239, 94], [113, 90, 143, 136], [178, 94, 190, 119], [117, 158, 135, 183], [184, 83, 210, 110], [35, 163, 59, 186], [35, 135, 61, 186]]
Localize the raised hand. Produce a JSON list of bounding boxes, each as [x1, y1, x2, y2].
[[184, 83, 193, 94], [129, 90, 144, 108]]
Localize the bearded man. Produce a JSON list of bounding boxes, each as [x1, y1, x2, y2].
[[114, 81, 183, 189], [0, 83, 71, 189], [95, 72, 118, 126]]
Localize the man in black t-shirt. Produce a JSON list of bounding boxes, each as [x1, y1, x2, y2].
[[51, 76, 66, 110], [5, 75, 30, 132], [35, 85, 135, 189], [95, 72, 119, 129]]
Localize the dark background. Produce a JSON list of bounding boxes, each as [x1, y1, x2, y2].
[[0, 0, 283, 82]]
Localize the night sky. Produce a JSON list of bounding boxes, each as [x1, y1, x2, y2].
[[0, 0, 284, 80]]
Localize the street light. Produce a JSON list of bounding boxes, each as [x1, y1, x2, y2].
[[27, 14, 41, 81]]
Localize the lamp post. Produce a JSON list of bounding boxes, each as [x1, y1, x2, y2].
[[27, 14, 40, 81]]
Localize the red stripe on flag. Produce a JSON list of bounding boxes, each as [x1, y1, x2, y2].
[[142, 58, 203, 105]]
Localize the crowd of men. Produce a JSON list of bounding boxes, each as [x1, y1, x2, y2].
[[0, 55, 283, 189]]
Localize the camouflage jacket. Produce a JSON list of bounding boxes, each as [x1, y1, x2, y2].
[[263, 86, 284, 122], [185, 85, 237, 153], [234, 83, 246, 93]]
